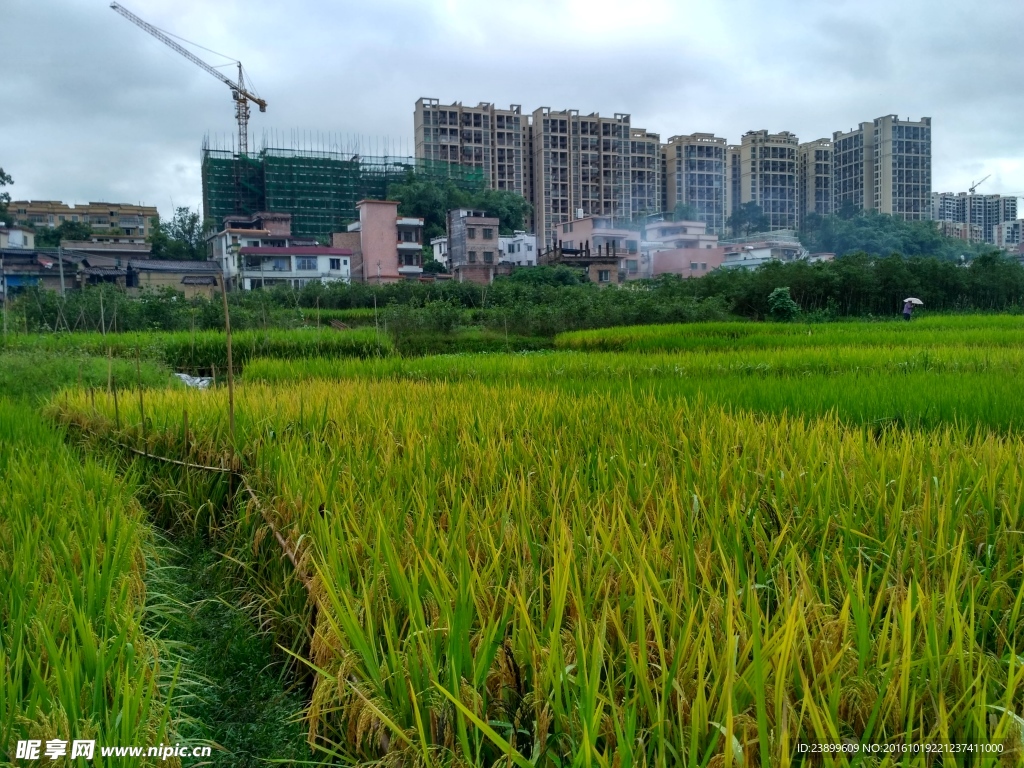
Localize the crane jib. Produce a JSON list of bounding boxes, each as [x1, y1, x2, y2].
[[110, 1, 266, 155]]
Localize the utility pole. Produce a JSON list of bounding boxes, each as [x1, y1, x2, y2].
[[1, 253, 6, 338], [58, 245, 66, 297]]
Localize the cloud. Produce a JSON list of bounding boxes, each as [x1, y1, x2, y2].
[[2, 0, 1022, 217]]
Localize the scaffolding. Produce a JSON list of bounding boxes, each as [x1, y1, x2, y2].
[[201, 138, 486, 238]]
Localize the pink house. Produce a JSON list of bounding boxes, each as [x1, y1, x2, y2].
[[333, 200, 425, 283]]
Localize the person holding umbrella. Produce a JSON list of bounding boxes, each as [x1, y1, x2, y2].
[[903, 297, 923, 320]]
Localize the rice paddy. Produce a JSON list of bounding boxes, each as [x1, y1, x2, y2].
[[0, 399, 178, 764], [42, 314, 1024, 765]]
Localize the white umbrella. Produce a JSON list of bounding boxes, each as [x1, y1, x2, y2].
[[903, 297, 924, 305]]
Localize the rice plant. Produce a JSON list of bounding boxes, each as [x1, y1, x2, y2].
[[0, 400, 180, 766], [51, 371, 1024, 766]]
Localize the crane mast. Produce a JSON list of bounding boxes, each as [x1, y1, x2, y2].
[[110, 2, 266, 156]]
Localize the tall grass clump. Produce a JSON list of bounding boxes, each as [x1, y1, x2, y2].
[[0, 400, 180, 765], [52, 378, 1024, 766]]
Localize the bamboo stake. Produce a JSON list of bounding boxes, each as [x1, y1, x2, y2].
[[112, 378, 120, 430], [220, 276, 236, 455], [136, 347, 145, 443]]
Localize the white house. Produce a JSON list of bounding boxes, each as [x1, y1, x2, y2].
[[430, 236, 449, 268], [499, 231, 537, 266], [238, 246, 352, 289]]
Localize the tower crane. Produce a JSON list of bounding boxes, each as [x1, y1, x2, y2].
[[110, 3, 266, 157], [969, 175, 990, 195]]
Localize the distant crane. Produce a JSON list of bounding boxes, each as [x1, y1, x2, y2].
[[110, 2, 266, 156], [969, 175, 990, 195]]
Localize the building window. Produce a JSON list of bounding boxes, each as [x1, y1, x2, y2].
[[469, 251, 477, 263], [701, 262, 708, 270], [626, 259, 638, 274], [484, 251, 493, 264], [483, 228, 493, 239], [467, 227, 476, 239], [598, 270, 610, 283], [329, 258, 341, 270], [343, 259, 348, 266], [296, 257, 317, 271]]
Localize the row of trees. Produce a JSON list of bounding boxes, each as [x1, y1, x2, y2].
[[11, 251, 1024, 336]]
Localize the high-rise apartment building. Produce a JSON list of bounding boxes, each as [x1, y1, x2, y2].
[[725, 144, 742, 224], [932, 192, 1018, 243], [414, 98, 528, 196], [415, 99, 661, 246], [832, 115, 931, 221], [531, 109, 659, 247], [832, 122, 874, 216], [872, 115, 931, 220], [630, 129, 661, 221], [797, 139, 832, 223], [739, 130, 799, 231], [662, 133, 727, 234]]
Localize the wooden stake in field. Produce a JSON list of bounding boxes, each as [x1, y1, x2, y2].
[[107, 348, 113, 393], [136, 346, 145, 443], [219, 276, 236, 457], [112, 378, 120, 430]]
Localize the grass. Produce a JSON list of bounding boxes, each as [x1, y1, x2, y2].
[[0, 350, 178, 403], [144, 536, 313, 767], [50, 369, 1024, 766]]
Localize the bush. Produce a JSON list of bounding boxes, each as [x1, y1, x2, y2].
[[767, 287, 801, 322]]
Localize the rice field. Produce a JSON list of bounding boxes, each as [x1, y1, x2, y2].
[[554, 315, 1024, 354], [1, 326, 391, 374], [243, 343, 1024, 432], [48, 313, 1024, 765], [0, 400, 178, 765]]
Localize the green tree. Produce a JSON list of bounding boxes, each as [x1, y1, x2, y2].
[[472, 188, 532, 235], [766, 286, 801, 321], [34, 220, 94, 247], [387, 177, 532, 240], [148, 207, 206, 260], [387, 175, 472, 241], [726, 202, 771, 237], [0, 167, 12, 225], [670, 202, 700, 222]]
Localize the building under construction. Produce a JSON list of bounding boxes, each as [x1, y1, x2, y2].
[[202, 138, 485, 239]]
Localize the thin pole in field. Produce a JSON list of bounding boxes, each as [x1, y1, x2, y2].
[[219, 274, 236, 456], [112, 378, 120, 431], [100, 289, 105, 335], [136, 346, 145, 442], [1, 252, 7, 338], [107, 348, 112, 393]]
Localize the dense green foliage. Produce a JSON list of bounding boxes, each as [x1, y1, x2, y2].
[[33, 219, 94, 247], [0, 350, 176, 401], [147, 207, 207, 261], [386, 174, 533, 239], [800, 209, 991, 260], [0, 166, 12, 225]]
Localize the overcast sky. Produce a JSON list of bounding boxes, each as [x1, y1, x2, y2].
[[3, 0, 1022, 220]]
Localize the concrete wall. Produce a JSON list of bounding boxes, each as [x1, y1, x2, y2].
[[652, 247, 727, 278], [357, 200, 400, 282], [134, 270, 219, 299], [332, 231, 363, 280]]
